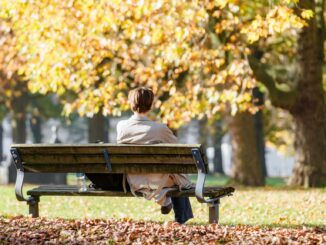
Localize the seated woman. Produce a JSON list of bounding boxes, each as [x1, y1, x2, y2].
[[116, 87, 193, 224]]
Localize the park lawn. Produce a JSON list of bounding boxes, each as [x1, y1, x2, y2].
[[0, 176, 325, 228]]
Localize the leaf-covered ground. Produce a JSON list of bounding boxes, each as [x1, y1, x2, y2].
[[0, 216, 325, 244]]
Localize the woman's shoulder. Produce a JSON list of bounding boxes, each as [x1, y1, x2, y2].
[[116, 116, 168, 131], [154, 122, 175, 135], [117, 119, 127, 126], [116, 119, 129, 130], [149, 120, 169, 130]]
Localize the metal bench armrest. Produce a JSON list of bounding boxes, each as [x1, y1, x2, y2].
[[191, 148, 220, 204], [10, 148, 28, 201]]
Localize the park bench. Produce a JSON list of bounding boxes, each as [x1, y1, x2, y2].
[[10, 144, 234, 224]]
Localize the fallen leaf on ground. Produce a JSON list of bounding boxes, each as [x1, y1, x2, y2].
[[0, 216, 325, 244]]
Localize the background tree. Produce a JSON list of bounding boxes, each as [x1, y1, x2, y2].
[[248, 0, 326, 187], [1, 0, 319, 186], [88, 112, 109, 143], [28, 94, 63, 143], [227, 111, 264, 185], [208, 118, 225, 174], [0, 19, 29, 144], [0, 1, 255, 122], [0, 17, 66, 184], [0, 105, 5, 161]]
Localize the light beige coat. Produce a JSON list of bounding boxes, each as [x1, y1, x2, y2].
[[116, 114, 192, 205]]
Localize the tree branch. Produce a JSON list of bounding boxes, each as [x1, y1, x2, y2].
[[248, 55, 297, 110], [316, 0, 325, 60]]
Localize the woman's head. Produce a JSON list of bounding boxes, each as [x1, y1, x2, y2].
[[128, 87, 154, 113]]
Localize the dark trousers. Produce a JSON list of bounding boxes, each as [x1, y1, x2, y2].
[[171, 197, 194, 224]]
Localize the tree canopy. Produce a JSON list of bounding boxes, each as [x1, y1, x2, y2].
[[0, 0, 311, 127]]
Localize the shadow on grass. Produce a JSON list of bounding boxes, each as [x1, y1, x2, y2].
[[189, 221, 326, 229], [190, 174, 326, 191], [190, 174, 287, 187]]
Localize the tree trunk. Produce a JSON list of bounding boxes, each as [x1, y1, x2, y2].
[[9, 95, 28, 183], [288, 0, 326, 187], [248, 0, 326, 187], [0, 122, 3, 161], [198, 118, 208, 147], [198, 118, 224, 173], [88, 112, 109, 143], [11, 96, 27, 144], [289, 111, 326, 187], [228, 112, 265, 186], [211, 119, 224, 174], [252, 87, 267, 177], [30, 115, 42, 143]]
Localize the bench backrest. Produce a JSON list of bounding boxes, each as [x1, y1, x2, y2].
[[11, 144, 207, 174]]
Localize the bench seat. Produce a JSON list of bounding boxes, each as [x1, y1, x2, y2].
[[11, 143, 235, 224], [27, 185, 235, 198]]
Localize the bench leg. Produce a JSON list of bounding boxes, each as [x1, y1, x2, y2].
[[208, 199, 220, 224], [27, 196, 40, 218]]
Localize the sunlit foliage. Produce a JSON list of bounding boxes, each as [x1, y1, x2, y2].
[[0, 18, 28, 116], [0, 0, 311, 127]]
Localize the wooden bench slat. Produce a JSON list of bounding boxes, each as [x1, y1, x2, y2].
[[21, 154, 195, 165], [11, 144, 234, 224], [24, 164, 199, 173], [27, 185, 235, 198], [13, 144, 203, 155]]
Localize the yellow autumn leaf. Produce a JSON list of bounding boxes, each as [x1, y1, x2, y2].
[[301, 9, 314, 19]]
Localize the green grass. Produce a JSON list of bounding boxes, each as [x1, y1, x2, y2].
[[189, 174, 229, 186], [188, 175, 286, 187], [1, 176, 325, 228], [67, 174, 285, 187]]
